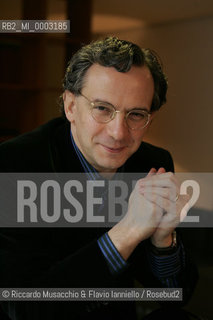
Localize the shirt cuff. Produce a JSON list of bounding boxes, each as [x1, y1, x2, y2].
[[97, 233, 127, 275], [147, 243, 184, 279]]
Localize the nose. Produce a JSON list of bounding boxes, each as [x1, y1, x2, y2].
[[106, 111, 128, 141]]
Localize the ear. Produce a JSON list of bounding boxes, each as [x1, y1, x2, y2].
[[63, 90, 76, 123]]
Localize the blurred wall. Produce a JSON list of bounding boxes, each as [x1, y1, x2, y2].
[[0, 0, 92, 137]]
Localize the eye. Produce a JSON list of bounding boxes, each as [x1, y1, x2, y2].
[[128, 111, 147, 121], [93, 103, 113, 115], [95, 105, 110, 112]]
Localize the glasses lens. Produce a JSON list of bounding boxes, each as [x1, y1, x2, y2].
[[127, 110, 149, 129], [91, 102, 114, 123]]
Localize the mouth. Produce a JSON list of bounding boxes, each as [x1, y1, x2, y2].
[[100, 144, 126, 154]]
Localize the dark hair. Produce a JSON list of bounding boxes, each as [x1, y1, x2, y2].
[[60, 37, 168, 113]]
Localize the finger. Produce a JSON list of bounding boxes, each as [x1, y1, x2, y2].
[[158, 210, 181, 226], [144, 172, 175, 181], [140, 178, 178, 190], [140, 172, 180, 190], [147, 168, 157, 177], [142, 192, 177, 214], [139, 186, 177, 201], [139, 171, 172, 184], [156, 167, 166, 174]]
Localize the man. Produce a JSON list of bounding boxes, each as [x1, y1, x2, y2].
[[0, 37, 197, 320]]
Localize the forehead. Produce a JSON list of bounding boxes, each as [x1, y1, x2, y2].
[[82, 63, 154, 108]]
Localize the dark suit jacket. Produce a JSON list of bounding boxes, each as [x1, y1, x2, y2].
[[0, 118, 198, 320]]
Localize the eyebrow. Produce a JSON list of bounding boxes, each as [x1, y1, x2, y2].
[[93, 98, 150, 113]]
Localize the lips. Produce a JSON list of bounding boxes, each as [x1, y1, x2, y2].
[[100, 144, 126, 153]]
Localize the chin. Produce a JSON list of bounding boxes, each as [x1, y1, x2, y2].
[[99, 160, 125, 172]]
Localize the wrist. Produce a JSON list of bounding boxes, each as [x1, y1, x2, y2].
[[149, 231, 178, 255], [151, 233, 173, 248], [108, 220, 141, 260]]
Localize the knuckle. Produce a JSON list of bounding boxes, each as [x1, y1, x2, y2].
[[166, 189, 171, 198], [136, 179, 144, 189], [167, 172, 174, 179]]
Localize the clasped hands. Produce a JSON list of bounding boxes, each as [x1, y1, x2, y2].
[[123, 167, 190, 248], [108, 167, 190, 260]]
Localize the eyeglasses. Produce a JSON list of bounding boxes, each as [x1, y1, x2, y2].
[[79, 93, 151, 130]]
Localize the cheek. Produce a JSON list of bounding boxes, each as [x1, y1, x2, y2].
[[74, 110, 91, 130], [77, 115, 104, 140], [131, 132, 144, 146]]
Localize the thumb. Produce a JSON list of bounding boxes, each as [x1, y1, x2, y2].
[[147, 168, 157, 177], [157, 167, 166, 174]]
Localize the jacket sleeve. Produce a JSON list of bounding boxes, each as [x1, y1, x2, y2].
[[127, 236, 198, 307], [0, 226, 136, 320]]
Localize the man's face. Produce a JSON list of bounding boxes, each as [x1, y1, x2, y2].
[[64, 64, 155, 175]]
